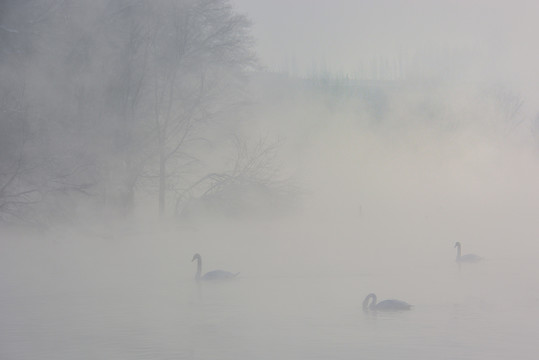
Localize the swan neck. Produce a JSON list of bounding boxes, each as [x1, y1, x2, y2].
[[363, 293, 377, 310], [195, 257, 202, 280], [456, 244, 461, 260]]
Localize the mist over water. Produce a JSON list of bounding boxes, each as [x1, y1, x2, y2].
[[3, 0, 539, 359], [3, 220, 539, 359]]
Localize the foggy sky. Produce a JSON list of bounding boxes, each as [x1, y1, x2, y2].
[[233, 0, 539, 88]]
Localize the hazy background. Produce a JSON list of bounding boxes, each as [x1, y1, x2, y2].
[[2, 0, 539, 359], [235, 0, 539, 87]]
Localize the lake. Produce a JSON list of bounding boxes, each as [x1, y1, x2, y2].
[[1, 228, 538, 359]]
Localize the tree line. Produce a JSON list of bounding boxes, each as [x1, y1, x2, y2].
[[0, 0, 258, 225]]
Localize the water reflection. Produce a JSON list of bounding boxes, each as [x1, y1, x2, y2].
[[1, 247, 539, 359]]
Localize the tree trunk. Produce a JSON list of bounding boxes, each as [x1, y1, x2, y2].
[[158, 143, 166, 217]]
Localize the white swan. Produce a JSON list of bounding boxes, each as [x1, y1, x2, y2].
[[454, 242, 482, 263], [362, 293, 412, 312], [192, 253, 239, 281]]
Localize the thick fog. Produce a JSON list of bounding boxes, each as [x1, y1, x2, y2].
[[2, 1, 539, 359]]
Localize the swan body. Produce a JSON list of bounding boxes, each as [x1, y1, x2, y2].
[[362, 293, 412, 312], [454, 242, 482, 263], [192, 253, 238, 281]]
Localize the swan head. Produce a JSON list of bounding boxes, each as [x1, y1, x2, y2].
[[362, 293, 377, 311], [192, 253, 201, 262], [454, 242, 461, 248]]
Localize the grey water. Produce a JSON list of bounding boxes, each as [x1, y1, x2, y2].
[[2, 227, 538, 360]]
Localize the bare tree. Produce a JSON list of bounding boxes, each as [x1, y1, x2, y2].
[[483, 84, 525, 134], [137, 0, 255, 216], [0, 92, 39, 222], [175, 136, 298, 219], [0, 0, 256, 223], [0, 77, 94, 224]]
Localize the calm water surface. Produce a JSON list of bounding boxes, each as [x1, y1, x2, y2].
[[1, 235, 538, 359]]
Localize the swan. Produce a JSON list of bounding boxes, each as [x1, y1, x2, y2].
[[192, 253, 239, 281], [362, 293, 412, 311], [454, 242, 482, 263]]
